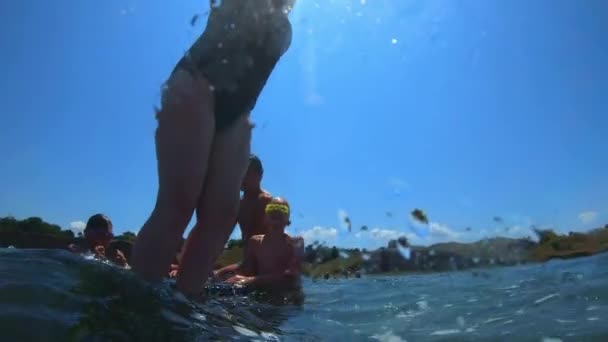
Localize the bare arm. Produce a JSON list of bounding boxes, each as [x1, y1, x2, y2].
[[214, 263, 241, 278], [238, 236, 258, 276]]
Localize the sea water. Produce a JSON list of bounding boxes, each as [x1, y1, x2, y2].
[[1, 248, 607, 341]]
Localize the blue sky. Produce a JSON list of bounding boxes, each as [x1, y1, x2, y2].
[[1, 0, 607, 250]]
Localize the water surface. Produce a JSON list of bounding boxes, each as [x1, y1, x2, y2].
[[1, 248, 607, 341]]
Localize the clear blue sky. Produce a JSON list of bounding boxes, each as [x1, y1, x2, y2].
[[1, 0, 607, 249]]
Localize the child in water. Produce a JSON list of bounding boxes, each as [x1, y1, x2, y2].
[[69, 214, 129, 267], [223, 197, 304, 291]]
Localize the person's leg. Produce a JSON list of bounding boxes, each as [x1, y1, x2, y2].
[[176, 114, 253, 295], [131, 69, 216, 282]]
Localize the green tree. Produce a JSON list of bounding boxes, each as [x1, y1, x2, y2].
[[331, 246, 339, 259], [533, 228, 559, 244], [115, 231, 137, 243], [226, 239, 244, 249]]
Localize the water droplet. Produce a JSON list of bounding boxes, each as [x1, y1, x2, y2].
[[416, 300, 429, 310], [217, 42, 223, 48], [397, 245, 411, 260], [430, 329, 460, 336], [230, 23, 236, 29], [192, 313, 206, 321], [221, 59, 229, 64], [361, 0, 366, 4], [338, 209, 351, 232], [190, 14, 199, 26], [209, 85, 215, 92], [542, 338, 563, 342], [457, 316, 466, 328], [234, 325, 258, 337], [261, 332, 280, 341], [534, 293, 559, 305], [391, 38, 398, 44]]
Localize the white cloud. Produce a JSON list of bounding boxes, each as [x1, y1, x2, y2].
[[301, 226, 338, 244], [69, 221, 86, 235], [428, 222, 459, 240], [369, 228, 402, 241], [357, 227, 416, 244], [578, 211, 597, 224], [407, 220, 461, 245]]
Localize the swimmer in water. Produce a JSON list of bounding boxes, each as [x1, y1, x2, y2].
[[213, 154, 272, 280], [238, 155, 273, 250], [131, 0, 295, 297], [69, 214, 129, 267], [224, 197, 304, 291]]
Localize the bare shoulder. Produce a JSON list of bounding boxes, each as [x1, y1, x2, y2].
[[259, 191, 272, 201]]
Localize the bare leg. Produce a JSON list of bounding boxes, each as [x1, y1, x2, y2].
[[176, 114, 253, 295], [131, 69, 215, 282]]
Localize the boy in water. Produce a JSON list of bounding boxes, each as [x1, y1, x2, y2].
[[212, 154, 272, 279], [224, 197, 304, 291], [170, 155, 272, 279], [69, 214, 129, 267], [238, 154, 273, 250]]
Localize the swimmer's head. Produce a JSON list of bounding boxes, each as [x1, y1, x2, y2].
[[264, 197, 291, 230], [84, 213, 114, 248], [272, 0, 296, 14], [242, 154, 264, 192]]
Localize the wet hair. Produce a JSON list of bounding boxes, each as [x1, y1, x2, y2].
[[85, 214, 112, 232], [249, 154, 264, 175]]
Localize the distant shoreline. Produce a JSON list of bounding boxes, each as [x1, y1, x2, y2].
[[2, 216, 607, 279]]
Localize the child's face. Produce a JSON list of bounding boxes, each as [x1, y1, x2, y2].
[[264, 202, 290, 229], [85, 227, 113, 247]]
